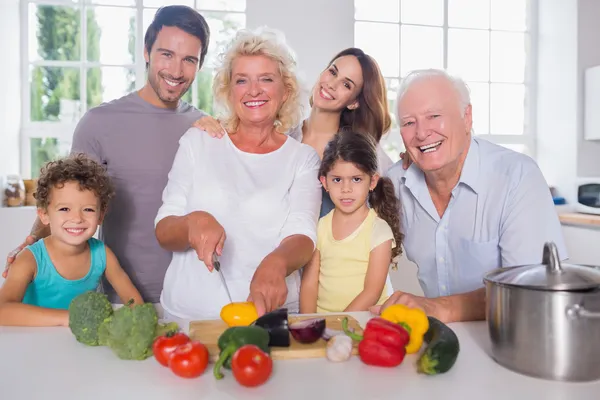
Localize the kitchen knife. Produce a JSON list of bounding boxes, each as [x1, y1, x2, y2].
[[213, 252, 233, 304]]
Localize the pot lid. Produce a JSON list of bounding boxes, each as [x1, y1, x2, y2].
[[483, 242, 600, 291]]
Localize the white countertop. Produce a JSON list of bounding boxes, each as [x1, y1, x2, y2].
[[1, 312, 599, 400]]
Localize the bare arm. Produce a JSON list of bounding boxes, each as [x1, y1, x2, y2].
[[155, 211, 226, 271], [30, 217, 51, 239], [441, 288, 486, 322], [375, 287, 486, 323], [104, 246, 143, 306], [0, 250, 68, 327], [4, 217, 49, 277], [344, 239, 392, 312], [299, 250, 320, 314], [270, 235, 315, 276], [155, 215, 191, 252], [249, 234, 315, 315]]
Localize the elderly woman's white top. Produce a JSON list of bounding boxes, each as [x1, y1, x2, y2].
[[154, 127, 322, 320]]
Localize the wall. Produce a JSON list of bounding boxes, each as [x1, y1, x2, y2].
[[0, 207, 37, 286], [245, 0, 354, 107], [535, 0, 579, 205], [0, 0, 21, 177], [577, 0, 600, 178]]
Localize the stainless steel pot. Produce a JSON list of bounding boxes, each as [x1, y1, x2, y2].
[[483, 241, 600, 382]]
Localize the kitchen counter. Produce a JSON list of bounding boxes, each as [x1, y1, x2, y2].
[[1, 312, 598, 400]]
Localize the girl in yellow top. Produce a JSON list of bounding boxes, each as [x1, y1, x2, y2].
[[300, 130, 403, 313]]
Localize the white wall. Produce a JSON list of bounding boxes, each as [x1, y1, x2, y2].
[[535, 0, 579, 205], [0, 0, 21, 177], [246, 0, 354, 108], [577, 0, 600, 178]]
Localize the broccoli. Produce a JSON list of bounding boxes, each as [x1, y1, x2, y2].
[[99, 300, 159, 360], [68, 291, 114, 346]]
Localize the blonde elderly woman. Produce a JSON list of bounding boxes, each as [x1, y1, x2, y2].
[[154, 27, 321, 321]]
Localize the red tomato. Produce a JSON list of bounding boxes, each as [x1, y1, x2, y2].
[[231, 345, 273, 387], [169, 341, 209, 379], [152, 332, 191, 367]]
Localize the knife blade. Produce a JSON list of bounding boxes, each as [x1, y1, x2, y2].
[[213, 253, 233, 303]]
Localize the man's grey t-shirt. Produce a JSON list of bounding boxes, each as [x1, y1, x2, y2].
[[71, 92, 206, 303]]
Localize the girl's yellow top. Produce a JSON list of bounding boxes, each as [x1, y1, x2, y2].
[[315, 208, 396, 313]]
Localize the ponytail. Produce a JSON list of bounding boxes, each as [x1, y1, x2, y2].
[[369, 176, 403, 266]]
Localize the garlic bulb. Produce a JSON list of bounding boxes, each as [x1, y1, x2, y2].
[[326, 335, 353, 362]]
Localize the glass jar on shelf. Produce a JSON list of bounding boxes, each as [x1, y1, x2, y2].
[[3, 174, 26, 207]]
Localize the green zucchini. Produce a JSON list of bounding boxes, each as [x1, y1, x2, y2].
[[416, 316, 460, 375]]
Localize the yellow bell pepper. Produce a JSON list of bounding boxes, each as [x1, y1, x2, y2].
[[220, 302, 259, 327], [380, 304, 429, 354]]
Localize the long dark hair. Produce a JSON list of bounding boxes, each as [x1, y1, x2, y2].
[[312, 48, 391, 143], [319, 131, 403, 260]]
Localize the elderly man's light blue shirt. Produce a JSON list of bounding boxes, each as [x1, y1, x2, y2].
[[386, 137, 567, 298]]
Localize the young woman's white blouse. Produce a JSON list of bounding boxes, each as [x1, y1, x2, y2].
[[154, 128, 322, 320]]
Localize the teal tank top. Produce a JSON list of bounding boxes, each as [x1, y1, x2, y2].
[[22, 238, 107, 309]]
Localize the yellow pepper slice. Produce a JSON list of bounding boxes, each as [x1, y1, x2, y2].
[[220, 302, 259, 327], [380, 304, 429, 354]]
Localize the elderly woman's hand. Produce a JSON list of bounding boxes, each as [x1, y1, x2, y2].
[[192, 116, 227, 138], [186, 211, 226, 271], [248, 255, 288, 316]]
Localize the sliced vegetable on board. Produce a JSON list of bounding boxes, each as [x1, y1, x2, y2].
[[289, 317, 326, 344], [231, 344, 273, 387], [214, 325, 271, 379], [417, 316, 460, 375], [221, 302, 259, 327], [251, 307, 290, 347], [380, 304, 429, 354], [342, 317, 409, 367]]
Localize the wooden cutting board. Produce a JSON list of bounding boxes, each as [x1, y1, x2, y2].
[[189, 314, 363, 362]]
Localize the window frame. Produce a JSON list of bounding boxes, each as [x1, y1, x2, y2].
[[354, 0, 538, 160], [19, 0, 245, 178]]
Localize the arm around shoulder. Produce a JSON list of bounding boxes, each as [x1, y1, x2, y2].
[[0, 250, 68, 327]]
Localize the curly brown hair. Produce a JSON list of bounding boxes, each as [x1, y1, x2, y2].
[[34, 153, 115, 213], [320, 131, 404, 265]]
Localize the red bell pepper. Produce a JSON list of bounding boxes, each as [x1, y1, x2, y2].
[[342, 317, 409, 367]]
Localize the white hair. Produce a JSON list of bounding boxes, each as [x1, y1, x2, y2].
[[212, 26, 307, 134], [395, 69, 471, 121]]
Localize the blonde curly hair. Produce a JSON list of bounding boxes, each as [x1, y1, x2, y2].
[[212, 26, 306, 134]]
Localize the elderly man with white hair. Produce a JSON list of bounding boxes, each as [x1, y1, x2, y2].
[[372, 69, 567, 323]]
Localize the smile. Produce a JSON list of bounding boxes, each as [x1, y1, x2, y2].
[[164, 78, 183, 87], [419, 141, 442, 153], [244, 100, 267, 108], [319, 87, 334, 100], [65, 228, 86, 236]]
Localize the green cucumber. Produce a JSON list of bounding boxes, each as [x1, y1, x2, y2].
[[416, 316, 460, 375]]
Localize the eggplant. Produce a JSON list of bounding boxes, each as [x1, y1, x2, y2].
[[289, 318, 326, 344], [251, 308, 290, 347]]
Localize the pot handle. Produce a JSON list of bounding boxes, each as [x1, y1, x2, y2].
[[542, 241, 563, 273], [566, 304, 600, 319]]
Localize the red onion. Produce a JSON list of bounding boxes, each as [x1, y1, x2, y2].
[[289, 318, 326, 344]]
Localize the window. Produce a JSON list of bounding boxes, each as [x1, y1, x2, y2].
[[354, 0, 535, 161], [21, 0, 245, 178]]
